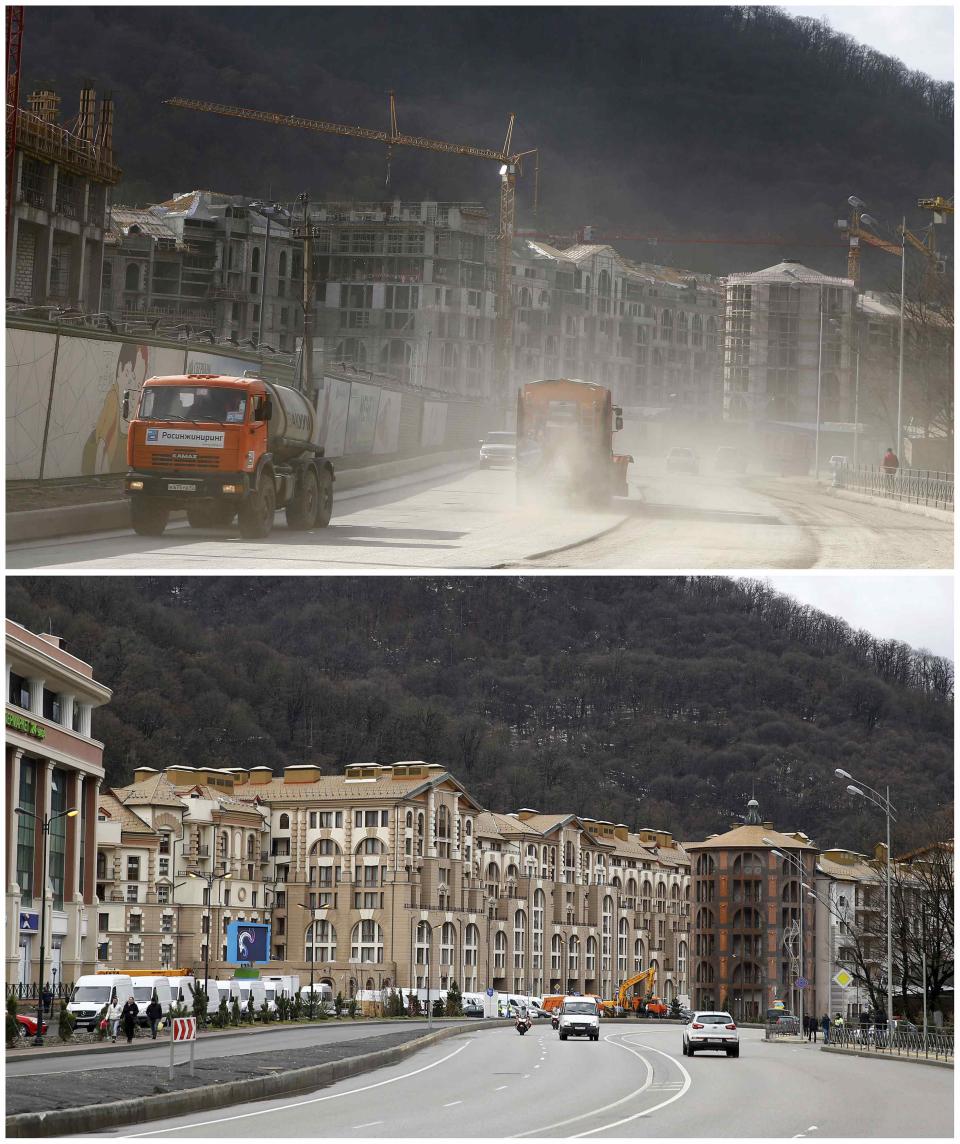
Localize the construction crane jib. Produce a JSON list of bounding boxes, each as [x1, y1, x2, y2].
[[164, 96, 536, 397]]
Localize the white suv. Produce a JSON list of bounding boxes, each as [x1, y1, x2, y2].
[[682, 1010, 739, 1057], [557, 996, 601, 1041]]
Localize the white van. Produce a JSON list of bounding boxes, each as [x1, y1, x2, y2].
[[67, 974, 134, 1032], [131, 977, 173, 1025], [229, 979, 267, 1012], [166, 976, 197, 1007]]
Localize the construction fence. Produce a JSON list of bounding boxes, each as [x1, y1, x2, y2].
[[6, 320, 506, 482]]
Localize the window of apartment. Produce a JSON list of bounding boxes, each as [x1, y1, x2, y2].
[[158, 833, 171, 856], [9, 671, 31, 710], [127, 942, 142, 962], [126, 885, 138, 903], [354, 891, 382, 909], [42, 688, 62, 723], [128, 913, 142, 933], [161, 913, 173, 933], [127, 857, 140, 881], [157, 883, 170, 904], [98, 912, 109, 932], [159, 857, 169, 877]]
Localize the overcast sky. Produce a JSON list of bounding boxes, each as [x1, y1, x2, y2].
[[781, 4, 954, 82], [763, 574, 954, 659]]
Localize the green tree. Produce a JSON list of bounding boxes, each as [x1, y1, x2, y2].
[[6, 995, 20, 1047], [668, 997, 682, 1020], [347, 997, 357, 1020], [334, 991, 344, 1018], [445, 981, 463, 1016], [230, 996, 242, 1026]]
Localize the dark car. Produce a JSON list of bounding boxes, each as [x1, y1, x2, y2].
[[14, 1013, 49, 1038], [462, 1001, 484, 1018], [714, 446, 747, 474], [666, 447, 699, 474]]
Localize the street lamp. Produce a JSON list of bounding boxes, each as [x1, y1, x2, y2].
[[764, 838, 807, 1040], [299, 901, 319, 1019], [14, 805, 78, 1045], [187, 865, 232, 999], [861, 212, 907, 461], [249, 201, 291, 348], [835, 769, 897, 1038]]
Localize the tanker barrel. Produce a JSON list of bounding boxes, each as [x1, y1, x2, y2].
[[264, 381, 320, 462]]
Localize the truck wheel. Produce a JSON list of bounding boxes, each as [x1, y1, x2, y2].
[[130, 499, 169, 537], [315, 469, 333, 528], [287, 469, 320, 530], [238, 480, 276, 539]]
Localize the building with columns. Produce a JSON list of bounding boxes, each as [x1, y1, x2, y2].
[[5, 620, 112, 988]]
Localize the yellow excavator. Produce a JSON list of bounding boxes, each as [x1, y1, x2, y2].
[[601, 967, 665, 1016]]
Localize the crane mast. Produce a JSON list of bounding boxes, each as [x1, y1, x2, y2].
[[164, 96, 534, 399]]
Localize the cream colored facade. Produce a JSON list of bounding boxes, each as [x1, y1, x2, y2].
[[5, 621, 112, 988], [93, 761, 691, 1004]]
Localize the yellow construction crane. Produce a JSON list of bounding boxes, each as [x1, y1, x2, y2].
[[164, 95, 536, 397], [840, 195, 951, 288]]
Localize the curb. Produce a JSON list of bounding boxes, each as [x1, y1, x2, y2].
[[5, 450, 476, 543], [825, 486, 954, 523], [819, 1044, 953, 1069], [6, 1020, 512, 1137]]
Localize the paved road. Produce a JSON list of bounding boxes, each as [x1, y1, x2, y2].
[[7, 463, 952, 570], [83, 1024, 952, 1139]]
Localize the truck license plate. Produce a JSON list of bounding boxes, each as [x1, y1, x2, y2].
[[167, 482, 197, 493]]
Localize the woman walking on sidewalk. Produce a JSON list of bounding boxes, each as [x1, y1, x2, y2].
[[106, 995, 123, 1043], [146, 994, 163, 1040]]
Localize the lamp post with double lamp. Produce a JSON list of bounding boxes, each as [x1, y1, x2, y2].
[[763, 838, 807, 1040], [835, 769, 897, 1039], [299, 901, 319, 1019], [14, 805, 78, 1045], [187, 865, 232, 999]]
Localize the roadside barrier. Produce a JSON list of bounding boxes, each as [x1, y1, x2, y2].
[[835, 464, 954, 511]]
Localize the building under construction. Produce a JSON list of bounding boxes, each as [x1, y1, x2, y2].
[[6, 86, 121, 309]]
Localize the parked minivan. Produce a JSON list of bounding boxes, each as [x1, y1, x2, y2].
[[131, 977, 172, 1025], [67, 974, 134, 1032]]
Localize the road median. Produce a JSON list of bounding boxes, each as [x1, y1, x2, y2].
[[6, 1019, 511, 1137]]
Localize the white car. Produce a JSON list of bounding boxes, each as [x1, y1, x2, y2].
[[557, 996, 601, 1041], [479, 431, 517, 468], [682, 1010, 739, 1057]]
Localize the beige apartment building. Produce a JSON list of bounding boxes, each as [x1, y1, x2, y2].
[[92, 761, 692, 1004]]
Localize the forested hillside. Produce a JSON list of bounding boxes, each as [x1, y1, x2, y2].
[[20, 6, 953, 277], [8, 577, 952, 852]]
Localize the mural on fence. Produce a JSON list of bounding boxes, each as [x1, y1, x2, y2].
[[344, 381, 381, 455], [318, 377, 351, 459], [373, 389, 402, 455], [80, 342, 150, 476], [421, 401, 448, 449]]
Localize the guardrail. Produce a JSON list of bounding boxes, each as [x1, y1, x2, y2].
[[835, 464, 954, 511], [6, 982, 73, 1002], [809, 1023, 953, 1062]]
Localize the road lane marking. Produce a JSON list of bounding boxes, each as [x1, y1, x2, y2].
[[124, 1040, 472, 1136], [443, 1101, 463, 1107], [792, 1128, 819, 1138], [571, 1038, 692, 1137], [495, 1085, 509, 1091], [512, 1034, 654, 1137], [352, 1121, 383, 1129]]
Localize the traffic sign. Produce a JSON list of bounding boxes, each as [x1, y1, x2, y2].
[[832, 969, 854, 989], [795, 978, 808, 989]]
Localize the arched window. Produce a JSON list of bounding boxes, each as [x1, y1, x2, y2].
[[494, 929, 507, 971], [585, 935, 597, 975], [464, 924, 479, 967], [617, 917, 629, 976], [733, 852, 764, 876], [513, 910, 527, 969], [677, 940, 688, 985], [405, 810, 413, 828], [415, 921, 431, 968], [305, 919, 336, 962], [569, 934, 580, 973], [124, 263, 140, 291], [102, 261, 113, 289], [532, 890, 545, 970], [656, 883, 667, 912], [220, 831, 229, 860], [641, 879, 652, 912], [437, 805, 449, 838], [634, 937, 645, 971], [309, 838, 342, 887], [246, 835, 255, 858], [356, 837, 385, 855], [696, 854, 716, 876], [351, 920, 383, 963], [695, 907, 714, 930], [551, 933, 563, 972], [440, 922, 455, 967], [278, 813, 290, 830]]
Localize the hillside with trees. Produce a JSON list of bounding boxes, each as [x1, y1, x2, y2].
[[19, 6, 952, 278], [8, 576, 952, 852]]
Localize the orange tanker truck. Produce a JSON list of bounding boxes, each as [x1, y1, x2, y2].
[[123, 373, 334, 539], [516, 378, 632, 504]]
